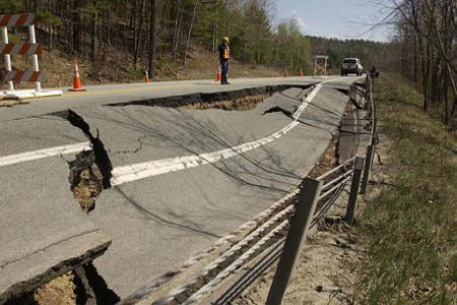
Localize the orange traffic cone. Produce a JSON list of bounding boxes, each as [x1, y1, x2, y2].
[[145, 70, 150, 83], [69, 59, 86, 92], [215, 67, 221, 82], [299, 69, 304, 77]]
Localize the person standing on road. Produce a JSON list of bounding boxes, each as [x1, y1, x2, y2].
[[218, 36, 231, 85]]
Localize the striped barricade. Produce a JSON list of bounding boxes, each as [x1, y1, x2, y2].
[[0, 43, 42, 55], [2, 70, 43, 83], [0, 14, 35, 27]]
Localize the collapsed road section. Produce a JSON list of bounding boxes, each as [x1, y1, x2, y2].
[[117, 77, 370, 304], [52, 110, 114, 213], [0, 76, 365, 303], [80, 77, 360, 299], [107, 85, 309, 109]]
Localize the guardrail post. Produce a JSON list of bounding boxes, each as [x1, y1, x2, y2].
[[345, 157, 365, 226], [266, 177, 322, 305], [372, 117, 378, 146], [361, 144, 375, 194]]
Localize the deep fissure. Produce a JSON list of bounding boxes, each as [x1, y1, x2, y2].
[[262, 106, 293, 117], [47, 86, 313, 212], [53, 110, 113, 213], [106, 84, 311, 110]]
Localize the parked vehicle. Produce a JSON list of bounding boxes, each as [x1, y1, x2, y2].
[[341, 58, 363, 76]]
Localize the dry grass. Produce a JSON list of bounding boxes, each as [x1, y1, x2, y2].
[[0, 99, 29, 107], [355, 74, 457, 304]]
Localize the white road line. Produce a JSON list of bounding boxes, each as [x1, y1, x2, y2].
[[1, 81, 328, 176], [111, 84, 322, 186], [0, 142, 92, 167]]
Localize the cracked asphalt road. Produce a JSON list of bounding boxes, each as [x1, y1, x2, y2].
[[0, 76, 364, 300]]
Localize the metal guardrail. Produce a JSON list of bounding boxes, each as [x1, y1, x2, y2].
[[154, 161, 357, 304], [147, 76, 378, 305], [267, 74, 377, 305]]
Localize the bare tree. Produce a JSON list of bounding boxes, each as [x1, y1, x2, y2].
[[183, 0, 199, 65], [148, 0, 158, 78], [381, 0, 457, 117]]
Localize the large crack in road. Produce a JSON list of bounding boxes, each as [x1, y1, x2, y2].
[[1, 77, 366, 303], [107, 85, 311, 108], [45, 86, 302, 212], [52, 110, 113, 213]]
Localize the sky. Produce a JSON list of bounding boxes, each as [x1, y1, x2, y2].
[[274, 0, 392, 42]]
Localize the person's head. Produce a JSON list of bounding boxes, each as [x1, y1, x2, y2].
[[222, 36, 230, 44]]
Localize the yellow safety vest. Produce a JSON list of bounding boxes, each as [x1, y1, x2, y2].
[[223, 46, 230, 59]]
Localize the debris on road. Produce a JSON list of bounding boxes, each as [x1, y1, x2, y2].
[[0, 98, 29, 108]]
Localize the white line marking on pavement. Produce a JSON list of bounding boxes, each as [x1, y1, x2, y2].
[[111, 84, 323, 186], [0, 142, 92, 167], [1, 80, 333, 173]]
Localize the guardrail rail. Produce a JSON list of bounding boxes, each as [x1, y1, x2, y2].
[[123, 75, 378, 305]]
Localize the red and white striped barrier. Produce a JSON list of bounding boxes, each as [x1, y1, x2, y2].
[[0, 14, 35, 27], [0, 43, 42, 55], [0, 12, 62, 98], [3, 70, 42, 82]]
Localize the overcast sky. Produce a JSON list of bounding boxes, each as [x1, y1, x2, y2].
[[275, 0, 392, 42]]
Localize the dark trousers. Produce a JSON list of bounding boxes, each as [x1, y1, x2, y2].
[[220, 59, 229, 84]]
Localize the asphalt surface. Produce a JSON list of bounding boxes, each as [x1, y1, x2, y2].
[[0, 75, 363, 300], [1, 77, 317, 122]]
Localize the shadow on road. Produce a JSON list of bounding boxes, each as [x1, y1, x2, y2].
[[113, 186, 222, 239]]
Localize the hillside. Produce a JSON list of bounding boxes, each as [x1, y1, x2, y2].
[[0, 1, 395, 90], [8, 41, 283, 90], [7, 33, 390, 91]]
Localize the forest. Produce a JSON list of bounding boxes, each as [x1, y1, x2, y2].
[[385, 0, 457, 125], [0, 0, 394, 79]]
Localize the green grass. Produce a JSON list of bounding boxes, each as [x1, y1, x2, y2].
[[356, 75, 457, 304]]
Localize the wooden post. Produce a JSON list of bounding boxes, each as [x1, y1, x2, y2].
[[345, 157, 365, 226], [372, 118, 377, 142], [266, 177, 323, 305], [361, 145, 375, 194]]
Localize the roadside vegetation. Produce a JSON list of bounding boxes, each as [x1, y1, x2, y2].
[[356, 74, 457, 304], [0, 0, 392, 86], [1, 0, 313, 78], [384, 0, 457, 127]]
